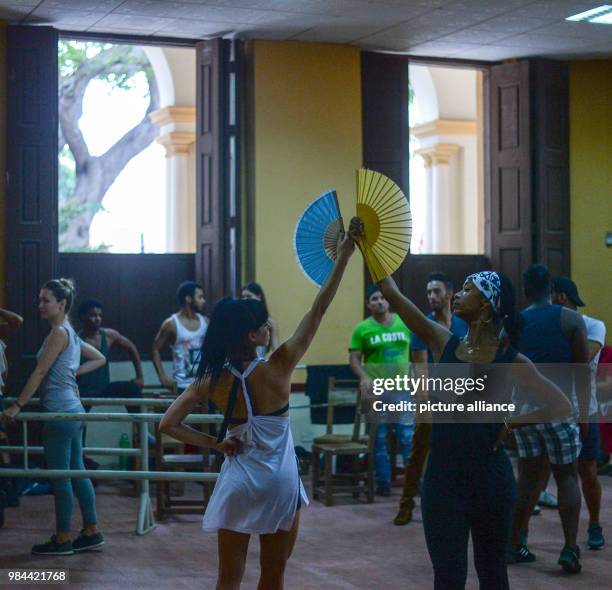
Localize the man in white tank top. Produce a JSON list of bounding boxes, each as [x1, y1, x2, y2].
[[152, 282, 208, 393]]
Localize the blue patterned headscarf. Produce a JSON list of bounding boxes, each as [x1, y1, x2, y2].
[[466, 271, 501, 314]]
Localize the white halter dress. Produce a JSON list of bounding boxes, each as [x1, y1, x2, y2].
[[202, 358, 309, 534]]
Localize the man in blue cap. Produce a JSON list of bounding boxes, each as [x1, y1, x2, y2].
[[552, 276, 607, 550]]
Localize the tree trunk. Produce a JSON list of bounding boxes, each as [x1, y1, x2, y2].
[[58, 45, 159, 250]]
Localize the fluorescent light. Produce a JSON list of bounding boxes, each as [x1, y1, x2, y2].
[[592, 11, 612, 23], [566, 4, 612, 23]]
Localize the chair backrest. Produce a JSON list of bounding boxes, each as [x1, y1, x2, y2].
[[326, 377, 363, 442]]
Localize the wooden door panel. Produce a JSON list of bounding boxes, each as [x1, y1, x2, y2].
[[5, 26, 58, 386]]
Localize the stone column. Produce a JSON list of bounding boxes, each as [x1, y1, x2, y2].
[[415, 143, 460, 253], [418, 153, 434, 253], [411, 118, 479, 254], [150, 107, 196, 253]]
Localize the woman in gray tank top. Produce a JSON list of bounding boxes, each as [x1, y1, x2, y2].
[[1, 279, 106, 555]]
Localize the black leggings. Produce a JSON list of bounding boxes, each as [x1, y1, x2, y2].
[[421, 455, 516, 590]]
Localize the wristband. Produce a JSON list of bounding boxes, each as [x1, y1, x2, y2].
[[15, 400, 24, 410]]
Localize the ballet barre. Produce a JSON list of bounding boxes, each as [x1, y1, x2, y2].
[[0, 401, 223, 536]]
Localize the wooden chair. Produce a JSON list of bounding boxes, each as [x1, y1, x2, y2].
[[312, 377, 367, 446], [311, 377, 376, 506], [154, 399, 218, 520]]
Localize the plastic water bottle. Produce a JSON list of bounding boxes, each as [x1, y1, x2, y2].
[[119, 433, 130, 470]]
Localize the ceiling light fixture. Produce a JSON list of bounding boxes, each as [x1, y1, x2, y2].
[[566, 4, 612, 24]]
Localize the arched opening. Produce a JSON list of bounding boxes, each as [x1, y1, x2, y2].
[[408, 64, 484, 255]]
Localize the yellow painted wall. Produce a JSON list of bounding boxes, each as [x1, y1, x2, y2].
[[569, 60, 612, 338], [253, 41, 363, 369], [0, 22, 6, 306]]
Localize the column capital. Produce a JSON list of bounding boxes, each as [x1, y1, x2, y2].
[[149, 106, 196, 127], [415, 143, 460, 166], [156, 132, 196, 157], [410, 118, 476, 139]]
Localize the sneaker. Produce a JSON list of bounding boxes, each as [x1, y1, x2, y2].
[[598, 463, 612, 476], [73, 530, 105, 552], [558, 545, 581, 574], [376, 484, 391, 497], [393, 502, 414, 526], [538, 490, 558, 508], [532, 504, 541, 515], [507, 544, 536, 564], [587, 524, 605, 550], [32, 535, 74, 556]]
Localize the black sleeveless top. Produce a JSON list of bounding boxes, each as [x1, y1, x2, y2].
[[429, 335, 518, 461], [223, 365, 289, 427]]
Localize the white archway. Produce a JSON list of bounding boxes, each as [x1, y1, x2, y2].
[[409, 64, 438, 124], [142, 46, 175, 108]]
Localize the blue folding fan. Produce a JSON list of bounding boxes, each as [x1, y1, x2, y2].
[[294, 190, 344, 287]]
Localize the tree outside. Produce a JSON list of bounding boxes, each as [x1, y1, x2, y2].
[[58, 41, 160, 252]]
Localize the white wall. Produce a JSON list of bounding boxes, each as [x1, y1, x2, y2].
[[410, 65, 482, 254], [429, 67, 477, 120], [161, 47, 196, 107]]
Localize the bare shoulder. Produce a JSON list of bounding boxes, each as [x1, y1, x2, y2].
[[512, 352, 531, 365], [266, 342, 293, 373], [560, 307, 586, 334], [46, 326, 69, 349], [160, 317, 177, 335], [103, 327, 121, 343], [49, 325, 69, 340]]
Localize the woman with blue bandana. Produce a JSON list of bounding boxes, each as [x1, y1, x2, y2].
[[349, 217, 572, 590], [383, 270, 572, 589]]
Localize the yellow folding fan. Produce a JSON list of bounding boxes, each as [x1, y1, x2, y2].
[[355, 169, 412, 282]]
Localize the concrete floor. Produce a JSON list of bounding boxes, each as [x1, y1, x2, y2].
[[0, 475, 611, 589]]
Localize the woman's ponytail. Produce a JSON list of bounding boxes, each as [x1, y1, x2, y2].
[[196, 298, 268, 385]]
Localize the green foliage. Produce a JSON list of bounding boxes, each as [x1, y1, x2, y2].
[[58, 145, 75, 201], [58, 40, 151, 94], [61, 244, 112, 253], [58, 41, 105, 78], [58, 40, 154, 251]]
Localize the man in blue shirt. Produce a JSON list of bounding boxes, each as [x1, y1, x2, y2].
[[394, 272, 467, 525], [508, 265, 589, 574]]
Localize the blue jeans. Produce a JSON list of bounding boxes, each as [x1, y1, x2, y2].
[[42, 407, 97, 533], [375, 421, 414, 487]]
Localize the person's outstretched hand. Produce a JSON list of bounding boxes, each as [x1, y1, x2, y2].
[[336, 230, 355, 262], [349, 216, 364, 240]]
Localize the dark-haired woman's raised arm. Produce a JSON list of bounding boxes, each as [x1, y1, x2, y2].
[[270, 232, 355, 371]]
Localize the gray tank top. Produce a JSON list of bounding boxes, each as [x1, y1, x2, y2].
[[37, 322, 83, 411]]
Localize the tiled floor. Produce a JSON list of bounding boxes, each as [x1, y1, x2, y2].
[[1, 474, 611, 589]]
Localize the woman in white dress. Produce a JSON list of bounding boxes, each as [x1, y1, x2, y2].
[[160, 232, 355, 590]]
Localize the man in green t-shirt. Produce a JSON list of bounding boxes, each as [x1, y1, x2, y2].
[[349, 285, 414, 496]]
